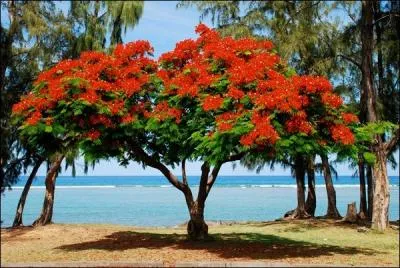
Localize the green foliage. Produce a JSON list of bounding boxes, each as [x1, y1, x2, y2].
[[355, 121, 399, 143]]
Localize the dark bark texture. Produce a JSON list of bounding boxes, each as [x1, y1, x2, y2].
[[12, 159, 43, 227], [288, 156, 310, 219], [305, 157, 316, 216], [32, 154, 64, 226], [358, 157, 368, 220], [321, 154, 341, 219], [187, 201, 208, 240]]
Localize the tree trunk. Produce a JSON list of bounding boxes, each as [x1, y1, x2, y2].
[[32, 154, 64, 226], [360, 1, 377, 124], [321, 154, 341, 219], [186, 201, 208, 240], [288, 156, 310, 219], [12, 159, 43, 227], [361, 0, 391, 231], [367, 165, 373, 220], [374, 0, 384, 98], [358, 157, 368, 219], [305, 157, 316, 216], [371, 149, 390, 231], [343, 202, 358, 223]]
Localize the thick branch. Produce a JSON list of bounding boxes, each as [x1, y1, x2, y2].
[[197, 162, 210, 204], [205, 164, 222, 198], [181, 159, 188, 185], [384, 128, 400, 153], [206, 152, 246, 196], [130, 144, 186, 192]]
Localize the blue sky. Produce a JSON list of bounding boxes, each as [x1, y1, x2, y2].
[[28, 1, 399, 176]]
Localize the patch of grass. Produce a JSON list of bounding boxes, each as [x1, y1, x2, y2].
[[1, 219, 399, 266]]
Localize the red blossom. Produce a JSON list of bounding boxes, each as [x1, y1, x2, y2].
[[217, 122, 233, 132], [151, 101, 182, 123], [89, 115, 113, 128], [227, 86, 245, 100], [342, 112, 359, 124], [285, 112, 313, 135], [202, 96, 224, 111], [121, 114, 134, 124], [330, 124, 355, 145], [87, 129, 101, 140], [26, 111, 42, 125], [113, 40, 154, 59], [321, 92, 343, 108]]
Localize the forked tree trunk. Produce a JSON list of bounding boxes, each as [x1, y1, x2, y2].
[[129, 144, 243, 240], [371, 149, 390, 231], [367, 166, 373, 220], [186, 200, 208, 240], [358, 158, 368, 219], [32, 154, 64, 226], [321, 154, 341, 219], [305, 158, 316, 216], [12, 159, 43, 227], [288, 156, 310, 219]]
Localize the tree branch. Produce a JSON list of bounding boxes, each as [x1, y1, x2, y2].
[[181, 158, 188, 185], [197, 161, 210, 204], [129, 144, 186, 192], [337, 54, 361, 69], [384, 128, 400, 153], [205, 152, 246, 196]]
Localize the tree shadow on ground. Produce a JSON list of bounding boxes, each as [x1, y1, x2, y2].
[[56, 231, 379, 260], [1, 226, 35, 240]]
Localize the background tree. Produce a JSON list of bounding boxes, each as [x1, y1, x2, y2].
[[2, 0, 144, 195], [69, 1, 144, 56], [337, 0, 399, 230], [1, 0, 74, 194], [3, 0, 144, 226]]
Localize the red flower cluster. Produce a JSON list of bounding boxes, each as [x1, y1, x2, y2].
[[330, 124, 355, 145], [227, 86, 245, 100], [113, 40, 154, 59], [12, 41, 156, 130], [240, 113, 279, 146], [293, 75, 333, 94], [86, 129, 101, 140], [321, 92, 343, 108], [121, 114, 134, 124], [26, 111, 42, 126], [342, 112, 359, 124], [215, 111, 242, 132], [285, 112, 313, 134], [90, 115, 113, 128], [148, 101, 182, 123], [202, 96, 224, 111]]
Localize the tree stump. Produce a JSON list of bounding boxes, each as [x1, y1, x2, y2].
[[343, 202, 358, 223]]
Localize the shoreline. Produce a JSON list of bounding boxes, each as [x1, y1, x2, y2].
[[8, 184, 400, 189], [2, 218, 399, 230]]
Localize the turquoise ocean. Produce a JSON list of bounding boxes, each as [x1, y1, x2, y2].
[[1, 176, 399, 227]]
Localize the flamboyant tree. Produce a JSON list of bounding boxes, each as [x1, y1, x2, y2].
[[12, 24, 360, 238], [11, 40, 157, 225], [262, 74, 360, 219]]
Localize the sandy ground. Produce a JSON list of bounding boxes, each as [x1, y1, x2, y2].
[[1, 220, 399, 267]]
